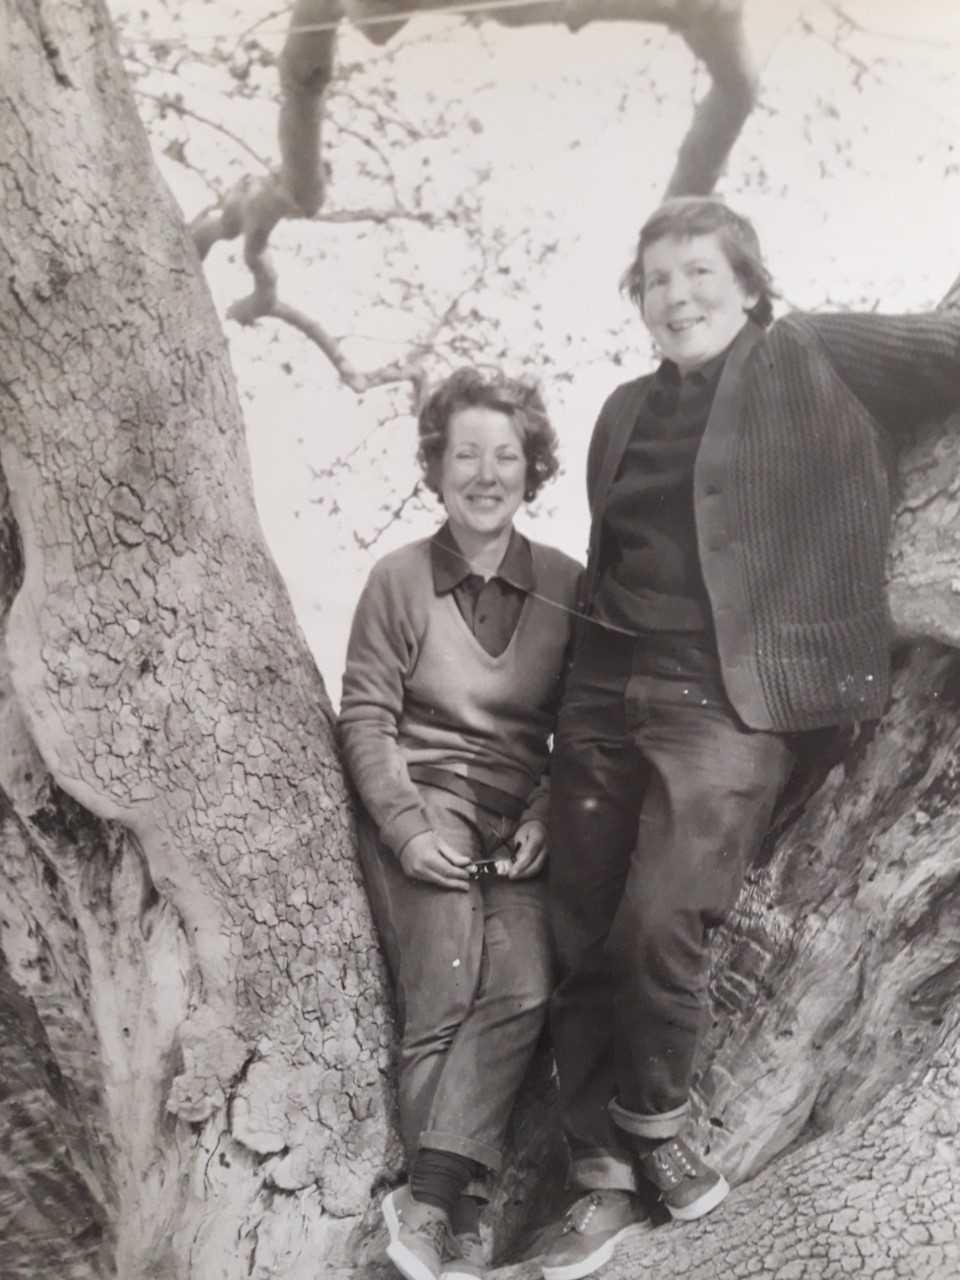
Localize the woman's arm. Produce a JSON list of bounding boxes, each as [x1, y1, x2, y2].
[[338, 560, 432, 857], [796, 311, 960, 439]]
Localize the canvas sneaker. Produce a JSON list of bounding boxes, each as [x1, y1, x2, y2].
[[638, 1137, 730, 1222], [540, 1190, 651, 1280], [441, 1228, 486, 1280], [382, 1185, 450, 1280]]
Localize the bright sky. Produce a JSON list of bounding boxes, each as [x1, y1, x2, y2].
[[114, 0, 960, 704]]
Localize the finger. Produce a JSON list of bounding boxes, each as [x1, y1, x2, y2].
[[428, 854, 471, 883], [525, 845, 548, 876], [436, 839, 472, 868], [511, 844, 547, 879], [505, 846, 536, 878], [430, 868, 472, 891]]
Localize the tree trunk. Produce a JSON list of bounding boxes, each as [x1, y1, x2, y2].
[[1, 2, 401, 1275], [4, 1, 960, 1278]]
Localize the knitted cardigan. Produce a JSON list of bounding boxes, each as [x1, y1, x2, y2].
[[339, 535, 582, 853], [584, 312, 960, 732]]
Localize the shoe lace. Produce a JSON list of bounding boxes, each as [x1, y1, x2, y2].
[[563, 1192, 601, 1235], [650, 1139, 699, 1188], [417, 1217, 449, 1253]]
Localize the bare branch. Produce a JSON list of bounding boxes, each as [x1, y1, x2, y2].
[[135, 90, 274, 169], [352, 481, 427, 549], [189, 0, 761, 397], [268, 302, 427, 393], [666, 3, 758, 196]]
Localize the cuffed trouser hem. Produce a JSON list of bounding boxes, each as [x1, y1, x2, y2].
[[608, 1097, 689, 1142], [420, 1129, 501, 1174], [571, 1153, 640, 1194]]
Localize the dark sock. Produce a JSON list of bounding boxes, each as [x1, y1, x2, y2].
[[449, 1194, 483, 1237], [410, 1149, 483, 1217]]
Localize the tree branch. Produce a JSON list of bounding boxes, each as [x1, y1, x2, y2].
[[135, 90, 273, 170], [268, 301, 427, 393]]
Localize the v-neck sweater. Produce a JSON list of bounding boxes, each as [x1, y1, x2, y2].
[[338, 535, 582, 854]]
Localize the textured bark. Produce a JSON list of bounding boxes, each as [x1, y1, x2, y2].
[[1, 2, 398, 1275], [501, 1028, 960, 1278]]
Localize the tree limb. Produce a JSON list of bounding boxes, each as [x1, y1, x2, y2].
[[188, 0, 759, 391]]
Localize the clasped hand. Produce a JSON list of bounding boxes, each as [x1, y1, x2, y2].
[[399, 820, 547, 890]]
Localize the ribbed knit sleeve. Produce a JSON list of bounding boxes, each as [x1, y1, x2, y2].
[[338, 550, 431, 856], [795, 311, 960, 438]]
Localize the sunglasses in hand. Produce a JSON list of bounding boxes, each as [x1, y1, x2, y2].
[[468, 827, 518, 880]]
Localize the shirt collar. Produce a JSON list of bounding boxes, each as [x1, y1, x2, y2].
[[431, 522, 534, 594], [657, 343, 730, 391]]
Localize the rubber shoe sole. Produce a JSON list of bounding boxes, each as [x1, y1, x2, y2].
[[666, 1173, 730, 1222], [441, 1265, 484, 1280], [541, 1221, 649, 1280], [386, 1238, 442, 1280], [383, 1188, 403, 1241]]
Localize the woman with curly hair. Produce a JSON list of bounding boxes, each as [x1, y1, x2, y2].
[[339, 367, 582, 1280]]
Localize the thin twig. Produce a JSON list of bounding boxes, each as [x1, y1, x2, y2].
[[135, 91, 273, 169]]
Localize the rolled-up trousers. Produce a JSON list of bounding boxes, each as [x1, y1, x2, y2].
[[548, 626, 795, 1192]]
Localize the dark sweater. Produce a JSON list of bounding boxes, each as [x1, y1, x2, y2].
[[594, 354, 724, 635], [583, 312, 960, 732]]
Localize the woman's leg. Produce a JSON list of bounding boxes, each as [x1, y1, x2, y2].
[[354, 797, 485, 1165], [548, 648, 648, 1194], [420, 872, 552, 1171], [606, 682, 795, 1130]]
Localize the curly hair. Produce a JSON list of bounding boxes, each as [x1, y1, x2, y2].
[[621, 196, 777, 327], [417, 367, 560, 503]]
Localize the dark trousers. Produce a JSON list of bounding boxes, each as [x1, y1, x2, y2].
[[356, 786, 552, 1190], [548, 627, 795, 1191]]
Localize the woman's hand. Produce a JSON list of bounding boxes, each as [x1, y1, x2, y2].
[[400, 831, 472, 891], [503, 820, 548, 879]]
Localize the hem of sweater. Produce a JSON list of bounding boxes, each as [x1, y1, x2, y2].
[[400, 751, 543, 807], [721, 654, 890, 733]]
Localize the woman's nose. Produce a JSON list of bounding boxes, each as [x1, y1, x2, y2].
[[476, 456, 497, 482]]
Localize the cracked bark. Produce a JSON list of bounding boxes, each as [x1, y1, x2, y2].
[[4, 0, 960, 1277], [3, 1, 399, 1275]]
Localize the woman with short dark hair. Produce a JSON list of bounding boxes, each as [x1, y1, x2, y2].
[[541, 195, 960, 1280], [339, 368, 580, 1280]]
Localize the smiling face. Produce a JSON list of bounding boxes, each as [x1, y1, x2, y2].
[[439, 405, 527, 550], [640, 232, 759, 373]]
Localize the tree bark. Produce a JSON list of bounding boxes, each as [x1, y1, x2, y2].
[[1, 2, 400, 1275]]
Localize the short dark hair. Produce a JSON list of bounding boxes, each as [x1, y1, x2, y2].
[[622, 196, 776, 327], [417, 368, 560, 503]]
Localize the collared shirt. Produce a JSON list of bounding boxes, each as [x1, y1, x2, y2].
[[430, 523, 534, 657], [593, 349, 728, 636]]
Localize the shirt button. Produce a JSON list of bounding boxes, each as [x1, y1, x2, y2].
[[705, 483, 721, 496]]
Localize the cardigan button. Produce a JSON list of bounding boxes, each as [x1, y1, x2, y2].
[[704, 483, 721, 496]]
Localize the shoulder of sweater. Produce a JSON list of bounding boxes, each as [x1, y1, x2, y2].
[[365, 536, 433, 583], [360, 538, 434, 618]]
